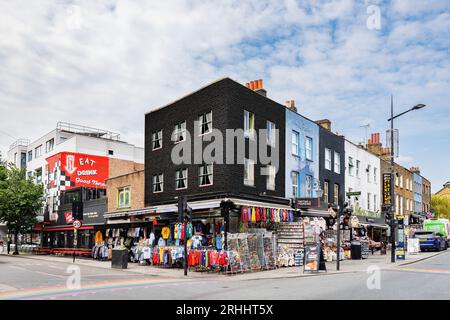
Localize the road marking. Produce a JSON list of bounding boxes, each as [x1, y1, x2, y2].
[[0, 278, 219, 300], [0, 284, 18, 292], [385, 266, 450, 276], [34, 271, 66, 279]]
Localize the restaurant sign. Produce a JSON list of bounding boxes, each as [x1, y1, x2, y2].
[[383, 173, 392, 207]]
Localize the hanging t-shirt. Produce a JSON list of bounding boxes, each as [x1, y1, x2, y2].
[[174, 224, 179, 239], [186, 223, 193, 239], [251, 207, 256, 223], [161, 227, 170, 239], [149, 232, 155, 246], [216, 234, 223, 250]]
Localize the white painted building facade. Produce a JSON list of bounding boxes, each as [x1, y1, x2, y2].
[[6, 122, 144, 225], [344, 140, 381, 217]]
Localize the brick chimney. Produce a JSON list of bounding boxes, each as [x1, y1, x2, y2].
[[410, 167, 421, 175], [367, 132, 383, 155], [245, 79, 266, 97], [285, 100, 297, 113], [315, 119, 331, 131]]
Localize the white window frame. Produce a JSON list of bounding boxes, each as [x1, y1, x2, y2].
[[305, 136, 313, 161], [334, 184, 339, 205], [367, 192, 371, 211], [175, 168, 188, 190], [374, 167, 377, 184], [266, 165, 276, 191], [118, 186, 131, 209], [334, 151, 341, 174], [356, 160, 360, 177], [35, 145, 42, 158], [306, 175, 312, 197], [374, 194, 377, 211], [199, 164, 213, 187], [324, 181, 329, 204], [198, 111, 212, 136], [400, 175, 403, 189], [266, 120, 276, 148], [244, 110, 255, 139], [152, 173, 164, 193], [291, 131, 299, 156], [173, 121, 187, 143], [45, 138, 54, 153], [244, 159, 255, 186], [152, 130, 163, 151], [325, 148, 332, 171], [348, 157, 354, 176], [291, 171, 299, 197], [367, 165, 371, 183]]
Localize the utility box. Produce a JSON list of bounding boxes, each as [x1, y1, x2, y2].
[[111, 249, 128, 269]]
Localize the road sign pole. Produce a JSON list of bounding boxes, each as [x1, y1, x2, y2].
[[73, 228, 77, 263]]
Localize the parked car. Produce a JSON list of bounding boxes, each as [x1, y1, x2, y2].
[[414, 230, 447, 252]]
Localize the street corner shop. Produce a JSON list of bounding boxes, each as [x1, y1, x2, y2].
[[87, 196, 390, 275]]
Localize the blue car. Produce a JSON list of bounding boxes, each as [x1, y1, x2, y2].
[[414, 230, 447, 252]]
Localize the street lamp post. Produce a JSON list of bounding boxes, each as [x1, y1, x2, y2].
[[388, 96, 426, 263]]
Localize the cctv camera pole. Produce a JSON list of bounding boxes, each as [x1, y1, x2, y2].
[[390, 96, 396, 263]]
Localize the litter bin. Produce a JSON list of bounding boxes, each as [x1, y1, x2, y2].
[[351, 241, 362, 260], [112, 249, 128, 269]]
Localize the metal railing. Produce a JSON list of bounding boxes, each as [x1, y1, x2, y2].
[[9, 138, 30, 150], [57, 122, 121, 141]]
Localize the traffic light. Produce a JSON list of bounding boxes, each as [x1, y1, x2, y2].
[[385, 213, 392, 225]]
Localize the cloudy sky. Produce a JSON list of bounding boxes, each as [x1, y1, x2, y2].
[[0, 0, 449, 191]]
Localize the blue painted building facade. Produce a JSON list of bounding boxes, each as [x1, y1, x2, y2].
[[285, 108, 320, 200], [413, 172, 423, 214]]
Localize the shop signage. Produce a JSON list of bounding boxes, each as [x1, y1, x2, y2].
[[396, 216, 405, 260], [383, 173, 392, 207], [46, 152, 109, 191], [304, 243, 320, 272], [295, 198, 320, 209]]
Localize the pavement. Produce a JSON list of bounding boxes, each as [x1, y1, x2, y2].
[[0, 250, 449, 299], [0, 248, 446, 280]]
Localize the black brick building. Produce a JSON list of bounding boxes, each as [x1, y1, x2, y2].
[[144, 77, 288, 209], [316, 120, 345, 210]]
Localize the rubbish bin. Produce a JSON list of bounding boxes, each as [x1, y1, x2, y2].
[[351, 241, 362, 260], [112, 249, 128, 269]]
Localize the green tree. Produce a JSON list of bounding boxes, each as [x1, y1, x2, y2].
[[431, 194, 450, 220], [0, 164, 44, 254]]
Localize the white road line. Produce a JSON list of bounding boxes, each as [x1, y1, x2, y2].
[[34, 271, 66, 279], [0, 283, 18, 292]]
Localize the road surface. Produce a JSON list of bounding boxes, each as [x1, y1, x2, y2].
[[0, 251, 449, 300]]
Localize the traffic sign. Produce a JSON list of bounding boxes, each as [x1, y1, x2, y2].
[[73, 220, 82, 229], [346, 191, 361, 197]]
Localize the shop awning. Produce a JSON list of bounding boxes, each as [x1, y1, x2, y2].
[[104, 207, 165, 219], [106, 218, 131, 224], [226, 198, 292, 211], [359, 222, 389, 229], [42, 225, 94, 232], [300, 209, 331, 217]]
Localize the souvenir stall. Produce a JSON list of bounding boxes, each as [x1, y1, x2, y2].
[[92, 218, 158, 263]]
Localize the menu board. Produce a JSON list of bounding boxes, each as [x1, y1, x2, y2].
[[304, 243, 320, 272]]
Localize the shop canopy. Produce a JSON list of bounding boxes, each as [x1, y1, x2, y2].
[[104, 197, 292, 219], [300, 209, 332, 217]]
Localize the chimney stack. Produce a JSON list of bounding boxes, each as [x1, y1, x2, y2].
[[367, 132, 383, 155], [245, 79, 267, 97], [315, 119, 331, 131], [410, 167, 421, 175], [285, 100, 297, 113]]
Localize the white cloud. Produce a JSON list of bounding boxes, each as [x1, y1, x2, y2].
[[0, 0, 449, 189]]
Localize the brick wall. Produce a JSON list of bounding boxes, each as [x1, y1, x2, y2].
[[109, 158, 144, 178], [106, 170, 145, 212]]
